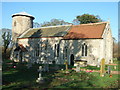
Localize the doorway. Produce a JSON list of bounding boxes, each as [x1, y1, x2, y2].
[[70, 54, 74, 66]]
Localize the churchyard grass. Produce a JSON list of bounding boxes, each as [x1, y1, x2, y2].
[[2, 59, 119, 89], [80, 65, 119, 71]]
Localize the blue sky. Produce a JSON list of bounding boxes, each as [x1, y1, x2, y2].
[[2, 2, 118, 40]]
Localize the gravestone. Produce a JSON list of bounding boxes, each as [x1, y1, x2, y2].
[[64, 61, 69, 73], [64, 61, 68, 71], [76, 64, 80, 72], [43, 64, 49, 72], [53, 61, 59, 70], [107, 66, 111, 74], [36, 66, 44, 83], [27, 63, 32, 69], [100, 58, 105, 77], [114, 66, 117, 70]]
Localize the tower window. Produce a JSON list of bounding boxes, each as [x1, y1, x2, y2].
[[14, 21, 16, 26], [82, 43, 87, 56]]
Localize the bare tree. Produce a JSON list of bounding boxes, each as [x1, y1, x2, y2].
[[33, 22, 41, 28], [41, 19, 71, 27], [72, 19, 80, 25], [2, 32, 11, 55]]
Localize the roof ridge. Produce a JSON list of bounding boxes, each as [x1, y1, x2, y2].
[[73, 22, 108, 26], [33, 24, 72, 29]]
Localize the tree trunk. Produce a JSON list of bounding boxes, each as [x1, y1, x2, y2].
[[3, 48, 7, 59]]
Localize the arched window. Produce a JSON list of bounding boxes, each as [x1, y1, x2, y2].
[[57, 44, 59, 57], [54, 44, 57, 57], [14, 21, 16, 26], [35, 43, 39, 57], [85, 44, 87, 56], [82, 44, 84, 56], [82, 43, 87, 56]]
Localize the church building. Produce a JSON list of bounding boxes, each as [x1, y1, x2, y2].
[[10, 12, 113, 66]]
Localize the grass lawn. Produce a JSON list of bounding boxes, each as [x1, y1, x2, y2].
[[80, 60, 120, 71], [2, 59, 119, 89]]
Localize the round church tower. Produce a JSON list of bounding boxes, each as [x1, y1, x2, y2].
[[12, 12, 35, 41]]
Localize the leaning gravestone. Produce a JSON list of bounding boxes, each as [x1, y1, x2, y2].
[[100, 58, 105, 77], [36, 66, 44, 83]]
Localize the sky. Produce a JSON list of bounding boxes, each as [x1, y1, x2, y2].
[[1, 2, 118, 40]]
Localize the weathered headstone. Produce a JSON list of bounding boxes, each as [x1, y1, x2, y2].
[[97, 63, 100, 67], [75, 64, 80, 72], [52, 61, 58, 70], [114, 66, 117, 70], [43, 64, 49, 72], [27, 63, 32, 69], [107, 66, 111, 74], [36, 66, 44, 83], [100, 58, 105, 77]]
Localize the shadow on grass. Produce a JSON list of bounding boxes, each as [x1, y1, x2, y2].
[[2, 61, 67, 89], [3, 60, 119, 89]]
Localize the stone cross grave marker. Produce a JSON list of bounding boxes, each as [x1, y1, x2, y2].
[[64, 60, 69, 73], [64, 61, 68, 71], [36, 66, 44, 83], [100, 58, 105, 77]]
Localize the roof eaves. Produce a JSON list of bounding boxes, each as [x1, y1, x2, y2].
[[101, 22, 109, 38]]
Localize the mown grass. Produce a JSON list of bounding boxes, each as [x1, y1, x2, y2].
[[2, 59, 119, 89], [80, 59, 120, 71]]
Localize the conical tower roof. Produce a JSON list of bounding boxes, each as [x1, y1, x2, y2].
[[12, 12, 35, 19]]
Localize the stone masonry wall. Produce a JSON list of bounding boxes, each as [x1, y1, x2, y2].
[[18, 38, 105, 66]]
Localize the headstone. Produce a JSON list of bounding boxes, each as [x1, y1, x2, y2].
[[107, 66, 111, 74], [53, 61, 59, 70], [43, 64, 49, 72], [97, 65, 100, 68], [27, 63, 32, 69], [97, 63, 100, 67], [36, 66, 44, 83], [76, 64, 80, 72], [114, 66, 117, 70], [55, 65, 59, 70], [100, 58, 105, 77]]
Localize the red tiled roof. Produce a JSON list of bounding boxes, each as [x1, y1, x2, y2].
[[64, 22, 107, 39]]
